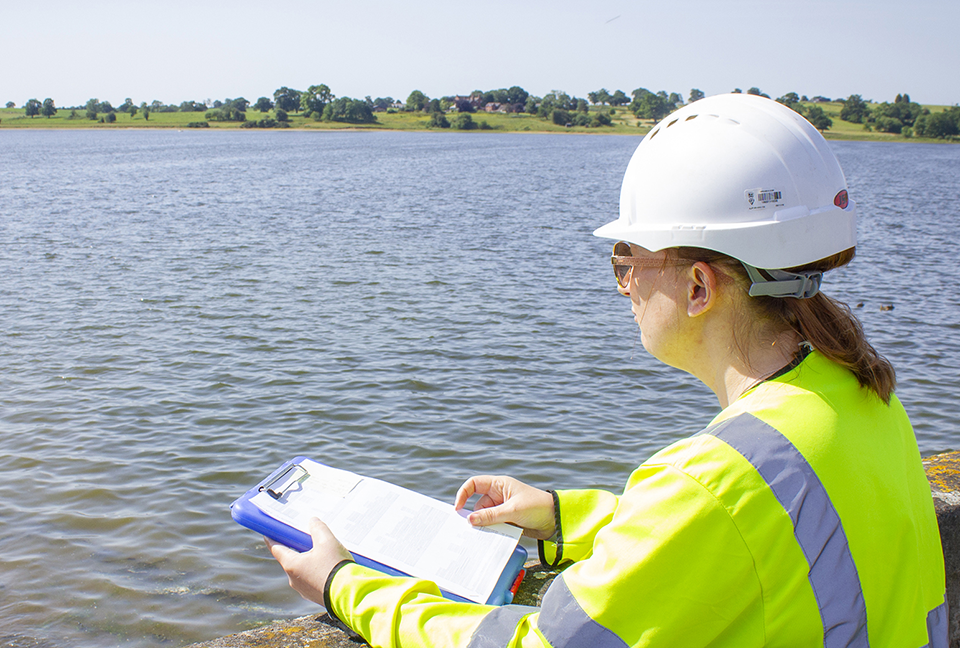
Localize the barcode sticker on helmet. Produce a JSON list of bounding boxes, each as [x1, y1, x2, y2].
[[745, 188, 783, 209]]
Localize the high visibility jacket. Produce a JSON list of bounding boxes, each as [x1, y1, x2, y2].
[[325, 351, 947, 647]]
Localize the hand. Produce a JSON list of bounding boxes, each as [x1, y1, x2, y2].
[[267, 517, 353, 606], [454, 475, 556, 540]]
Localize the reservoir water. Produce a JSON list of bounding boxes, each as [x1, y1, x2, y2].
[[1, 131, 958, 647]]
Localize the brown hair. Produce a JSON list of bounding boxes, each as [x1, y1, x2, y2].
[[673, 247, 897, 403]]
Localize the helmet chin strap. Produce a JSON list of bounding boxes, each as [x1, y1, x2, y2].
[[742, 264, 822, 299]]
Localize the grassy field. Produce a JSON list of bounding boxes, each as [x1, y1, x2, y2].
[[0, 102, 955, 143]]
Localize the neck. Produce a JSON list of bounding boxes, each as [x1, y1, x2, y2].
[[712, 331, 802, 408]]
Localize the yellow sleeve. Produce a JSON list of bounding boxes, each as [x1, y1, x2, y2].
[[534, 463, 767, 647], [326, 562, 544, 648], [327, 464, 771, 648], [539, 488, 620, 567]]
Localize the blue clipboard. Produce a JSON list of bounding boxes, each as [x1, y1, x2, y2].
[[231, 456, 528, 605]]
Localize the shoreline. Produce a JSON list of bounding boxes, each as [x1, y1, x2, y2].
[[2, 102, 956, 144], [1, 125, 956, 144]]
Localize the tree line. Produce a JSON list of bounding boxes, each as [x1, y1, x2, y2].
[[8, 86, 960, 138], [836, 93, 959, 138]]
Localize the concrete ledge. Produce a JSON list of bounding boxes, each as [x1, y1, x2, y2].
[[924, 451, 960, 647], [192, 451, 960, 647]]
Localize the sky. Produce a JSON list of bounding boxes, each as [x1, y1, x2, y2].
[[3, 0, 958, 109]]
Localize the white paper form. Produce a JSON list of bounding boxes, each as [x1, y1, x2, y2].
[[250, 459, 522, 603]]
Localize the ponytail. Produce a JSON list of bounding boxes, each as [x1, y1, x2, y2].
[[784, 291, 896, 403], [675, 247, 897, 404]]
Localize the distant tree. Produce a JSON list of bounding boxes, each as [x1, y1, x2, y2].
[[118, 98, 135, 113], [452, 113, 476, 130], [537, 91, 575, 121], [25, 98, 41, 117], [576, 98, 589, 113], [840, 94, 871, 123], [225, 97, 249, 112], [301, 85, 333, 116], [406, 90, 429, 112], [273, 87, 301, 113], [429, 111, 450, 128], [804, 105, 832, 132], [871, 97, 923, 130], [97, 100, 115, 113], [552, 109, 572, 126], [41, 98, 57, 118], [179, 100, 206, 112], [105, 112, 116, 123], [254, 97, 274, 112], [689, 88, 705, 103], [914, 108, 960, 139], [746, 87, 770, 98], [609, 90, 629, 106], [504, 86, 529, 105], [322, 97, 375, 123], [129, 105, 137, 117], [454, 98, 474, 113], [205, 106, 246, 122], [732, 88, 743, 94], [630, 88, 675, 121], [275, 108, 288, 122], [5, 101, 15, 109], [589, 88, 611, 105], [84, 98, 98, 120], [776, 92, 802, 111], [591, 111, 612, 127], [524, 96, 539, 114]]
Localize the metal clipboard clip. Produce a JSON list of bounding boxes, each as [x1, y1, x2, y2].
[[258, 462, 310, 500]]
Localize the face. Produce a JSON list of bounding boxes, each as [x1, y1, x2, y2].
[[617, 244, 690, 367]]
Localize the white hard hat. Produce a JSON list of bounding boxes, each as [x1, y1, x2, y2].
[[594, 93, 856, 272]]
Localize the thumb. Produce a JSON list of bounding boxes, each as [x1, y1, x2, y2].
[[266, 536, 299, 563], [467, 503, 509, 527], [307, 517, 335, 545]]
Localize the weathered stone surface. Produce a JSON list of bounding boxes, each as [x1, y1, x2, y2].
[[192, 453, 960, 647], [924, 451, 960, 647]]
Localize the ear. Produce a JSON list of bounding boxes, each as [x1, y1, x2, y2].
[[686, 262, 718, 318]]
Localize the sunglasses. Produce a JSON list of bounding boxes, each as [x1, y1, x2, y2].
[[610, 241, 680, 288]]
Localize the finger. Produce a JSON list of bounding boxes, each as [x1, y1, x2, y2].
[[474, 493, 497, 511], [454, 478, 477, 510], [455, 475, 496, 509]]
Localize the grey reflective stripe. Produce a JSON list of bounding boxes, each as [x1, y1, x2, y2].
[[537, 576, 628, 648], [704, 414, 869, 647], [465, 604, 539, 648], [922, 599, 949, 648]]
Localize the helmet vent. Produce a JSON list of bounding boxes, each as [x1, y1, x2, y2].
[[649, 127, 660, 139], [685, 115, 698, 121], [666, 118, 679, 128]]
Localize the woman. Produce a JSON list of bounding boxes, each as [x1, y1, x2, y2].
[[269, 94, 946, 647]]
